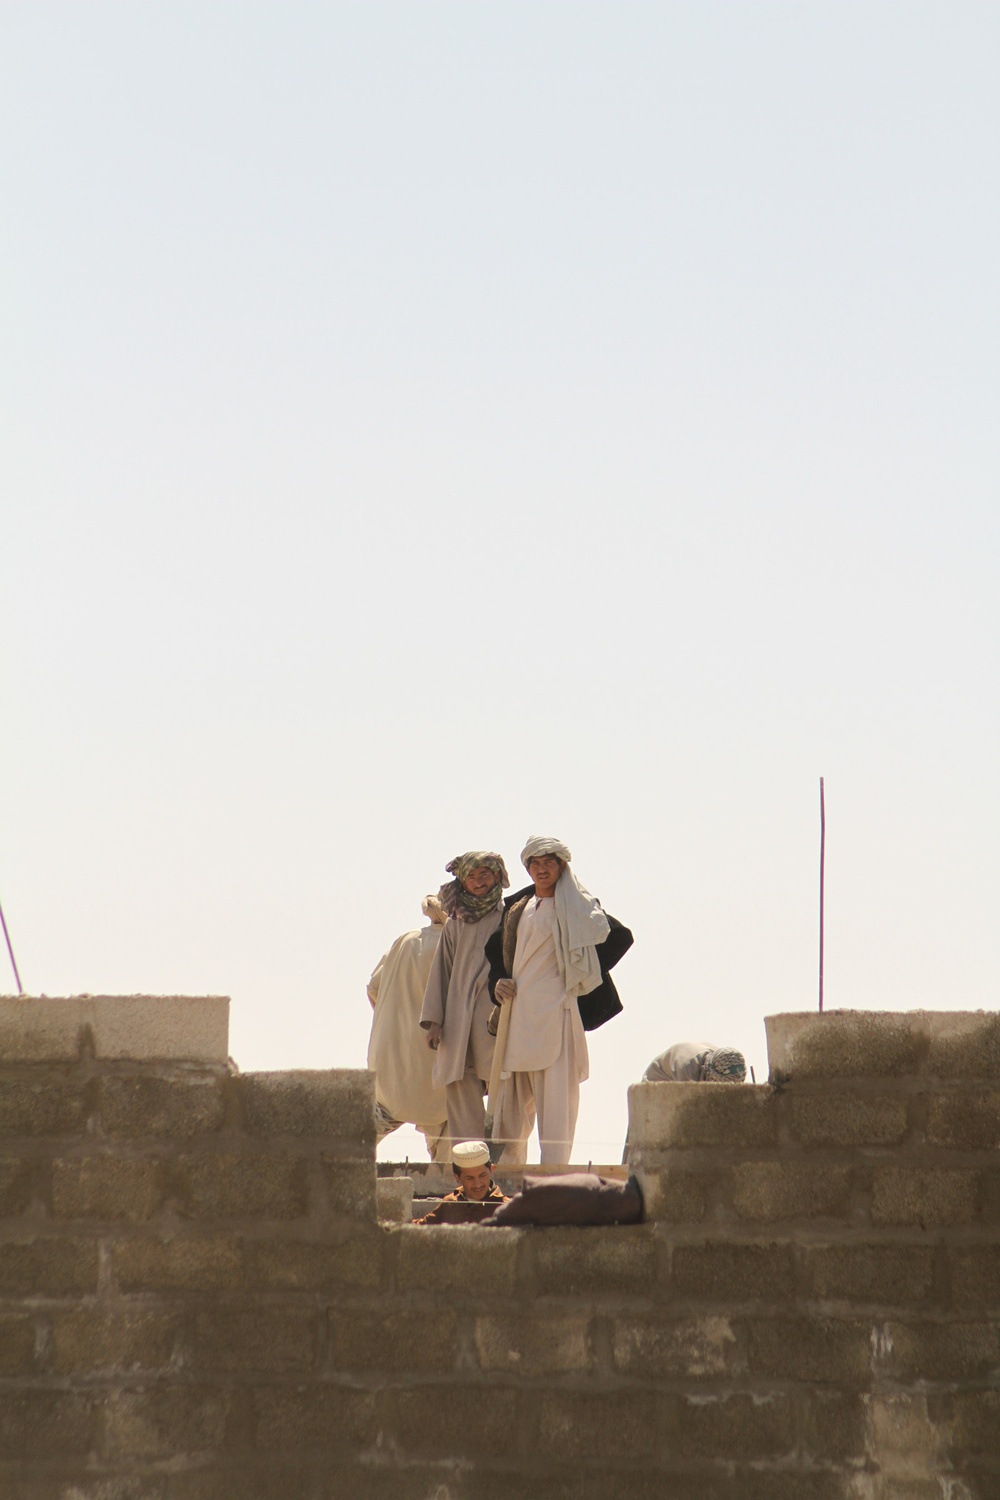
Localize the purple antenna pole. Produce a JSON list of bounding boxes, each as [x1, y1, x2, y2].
[[818, 777, 826, 1013], [0, 897, 24, 995]]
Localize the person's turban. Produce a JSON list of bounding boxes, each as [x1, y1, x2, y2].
[[520, 835, 572, 869], [445, 852, 510, 888], [452, 1140, 491, 1168], [704, 1048, 747, 1083]]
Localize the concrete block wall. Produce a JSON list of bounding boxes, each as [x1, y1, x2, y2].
[[630, 1009, 1000, 1500], [0, 998, 997, 1498]]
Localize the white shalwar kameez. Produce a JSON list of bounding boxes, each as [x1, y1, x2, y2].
[[498, 896, 589, 1164], [420, 911, 502, 1149], [367, 924, 449, 1161]]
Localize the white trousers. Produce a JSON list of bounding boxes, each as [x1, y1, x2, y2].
[[502, 1046, 581, 1165]]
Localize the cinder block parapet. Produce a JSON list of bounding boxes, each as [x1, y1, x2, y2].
[[0, 995, 230, 1064], [766, 1009, 1000, 1081]]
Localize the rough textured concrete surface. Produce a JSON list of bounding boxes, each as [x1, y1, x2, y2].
[[0, 994, 230, 1063], [0, 998, 997, 1498]]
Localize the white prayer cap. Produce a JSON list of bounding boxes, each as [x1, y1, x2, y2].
[[521, 835, 572, 869], [452, 1140, 491, 1168]]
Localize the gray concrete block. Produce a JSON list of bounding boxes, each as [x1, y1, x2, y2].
[[800, 1389, 870, 1463], [925, 1010, 1000, 1079], [627, 1081, 777, 1151], [252, 1383, 377, 1451], [789, 1092, 908, 1147], [193, 1306, 317, 1373], [383, 1384, 518, 1461], [114, 1235, 243, 1293], [318, 1157, 377, 1219], [802, 1244, 936, 1307], [535, 1389, 657, 1462], [474, 1312, 593, 1373], [51, 1307, 184, 1374], [326, 1306, 459, 1375], [766, 1010, 924, 1080], [0, 1312, 40, 1373], [240, 1071, 374, 1143], [925, 1088, 1000, 1149], [768, 1008, 1000, 1082], [171, 1152, 309, 1220], [376, 1175, 412, 1222], [876, 1319, 1000, 1382], [871, 1167, 978, 1227], [870, 1390, 950, 1481], [246, 1232, 384, 1291], [0, 1236, 100, 1295], [746, 1316, 873, 1381], [0, 1157, 40, 1215], [0, 1389, 94, 1459], [394, 1221, 520, 1295], [612, 1315, 736, 1378], [731, 1162, 853, 1222], [0, 1078, 90, 1137], [944, 1388, 1000, 1458], [103, 1386, 229, 1459], [533, 1224, 656, 1298], [948, 1244, 1000, 1311], [671, 1240, 795, 1301], [52, 1156, 165, 1221], [674, 1391, 796, 1461], [99, 1075, 226, 1138], [630, 1164, 712, 1222]]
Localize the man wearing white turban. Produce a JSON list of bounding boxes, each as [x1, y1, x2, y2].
[[485, 836, 633, 1164]]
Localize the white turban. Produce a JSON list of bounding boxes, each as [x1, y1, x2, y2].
[[520, 834, 610, 997], [421, 894, 447, 926], [520, 835, 572, 868]]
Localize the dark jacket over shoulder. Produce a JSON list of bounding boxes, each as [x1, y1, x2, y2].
[[484, 883, 633, 1032]]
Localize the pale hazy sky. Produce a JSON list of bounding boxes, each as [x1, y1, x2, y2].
[[3, 3, 997, 1161]]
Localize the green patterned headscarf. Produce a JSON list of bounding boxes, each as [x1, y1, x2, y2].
[[704, 1048, 747, 1083], [439, 851, 510, 924]]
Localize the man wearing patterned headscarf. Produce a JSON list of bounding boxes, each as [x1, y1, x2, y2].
[[484, 836, 633, 1164], [420, 851, 514, 1154], [366, 894, 451, 1162]]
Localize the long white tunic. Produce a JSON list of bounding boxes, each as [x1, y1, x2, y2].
[[420, 910, 502, 1090], [367, 924, 447, 1130], [504, 897, 588, 1081]]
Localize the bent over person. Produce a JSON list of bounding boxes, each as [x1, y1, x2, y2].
[[643, 1042, 746, 1085], [420, 851, 510, 1152], [485, 835, 633, 1164], [366, 894, 450, 1162]]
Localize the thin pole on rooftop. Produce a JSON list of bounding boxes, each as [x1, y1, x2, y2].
[[818, 777, 826, 1013], [0, 897, 24, 995]]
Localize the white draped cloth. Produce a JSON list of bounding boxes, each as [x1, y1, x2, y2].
[[367, 924, 448, 1132]]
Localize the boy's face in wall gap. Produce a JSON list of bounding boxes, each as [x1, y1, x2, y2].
[[455, 1165, 493, 1200]]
